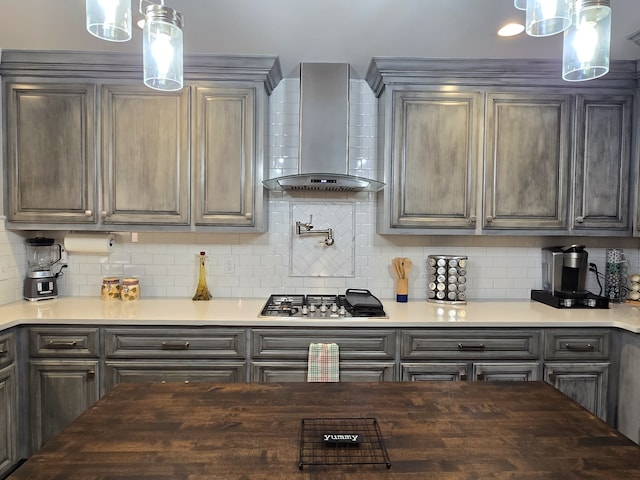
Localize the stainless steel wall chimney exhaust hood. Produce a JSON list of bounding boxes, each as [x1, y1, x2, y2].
[[263, 63, 385, 193]]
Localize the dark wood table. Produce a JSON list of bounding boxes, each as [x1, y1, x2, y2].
[[10, 381, 640, 479]]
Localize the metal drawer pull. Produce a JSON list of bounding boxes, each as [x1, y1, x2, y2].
[[161, 342, 190, 350], [458, 343, 485, 351], [45, 340, 77, 349], [564, 343, 594, 351], [460, 373, 468, 381]]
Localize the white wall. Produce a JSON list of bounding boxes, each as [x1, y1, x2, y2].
[[2, 78, 639, 303]]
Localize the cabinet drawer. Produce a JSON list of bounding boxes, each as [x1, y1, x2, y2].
[[105, 328, 246, 358], [544, 330, 609, 360], [402, 330, 539, 360], [29, 327, 99, 357], [0, 332, 15, 368], [252, 329, 396, 360]]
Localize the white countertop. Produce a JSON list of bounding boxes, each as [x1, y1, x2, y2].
[[0, 297, 639, 333]]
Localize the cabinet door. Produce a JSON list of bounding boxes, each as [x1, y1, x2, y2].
[[251, 361, 396, 382], [573, 94, 632, 232], [105, 361, 246, 389], [5, 82, 96, 225], [484, 93, 571, 230], [387, 89, 481, 231], [0, 365, 16, 477], [474, 362, 540, 381], [101, 84, 190, 225], [544, 362, 609, 420], [401, 362, 469, 381], [193, 84, 263, 229], [29, 360, 100, 453]]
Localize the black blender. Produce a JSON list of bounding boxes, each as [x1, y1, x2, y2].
[[24, 237, 65, 301]]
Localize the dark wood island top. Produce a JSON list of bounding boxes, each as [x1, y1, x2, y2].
[[10, 381, 640, 479]]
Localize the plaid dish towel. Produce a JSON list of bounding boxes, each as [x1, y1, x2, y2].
[[307, 343, 339, 382]]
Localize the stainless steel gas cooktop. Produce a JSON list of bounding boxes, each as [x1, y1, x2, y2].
[[259, 289, 387, 318]]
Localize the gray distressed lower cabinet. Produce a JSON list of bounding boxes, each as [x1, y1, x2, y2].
[[0, 331, 17, 478], [250, 328, 396, 382], [14, 323, 615, 467], [104, 327, 247, 388], [27, 327, 101, 455], [543, 329, 610, 420], [400, 329, 541, 381]]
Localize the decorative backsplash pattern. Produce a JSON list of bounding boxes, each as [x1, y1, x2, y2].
[[290, 202, 355, 277]]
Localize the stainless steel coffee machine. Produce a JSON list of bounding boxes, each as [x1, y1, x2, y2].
[[531, 245, 608, 308]]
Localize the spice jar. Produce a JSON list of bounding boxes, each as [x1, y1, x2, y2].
[[101, 277, 121, 301], [120, 278, 140, 302]]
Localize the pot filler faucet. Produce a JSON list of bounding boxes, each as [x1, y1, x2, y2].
[[295, 215, 334, 246]]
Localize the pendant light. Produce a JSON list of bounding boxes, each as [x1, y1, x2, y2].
[[86, 0, 132, 42], [142, 3, 184, 91], [526, 0, 572, 36], [514, 0, 527, 11], [562, 0, 611, 81]]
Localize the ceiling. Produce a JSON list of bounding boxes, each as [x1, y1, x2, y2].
[[0, 0, 639, 79]]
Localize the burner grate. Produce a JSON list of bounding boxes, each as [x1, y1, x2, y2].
[[298, 417, 391, 470]]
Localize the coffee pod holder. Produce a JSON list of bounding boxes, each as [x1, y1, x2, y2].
[[427, 255, 467, 305], [604, 248, 628, 303]]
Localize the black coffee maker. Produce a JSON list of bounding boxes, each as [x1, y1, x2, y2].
[[531, 245, 608, 308]]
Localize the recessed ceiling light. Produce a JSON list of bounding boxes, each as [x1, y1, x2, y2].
[[498, 22, 525, 37]]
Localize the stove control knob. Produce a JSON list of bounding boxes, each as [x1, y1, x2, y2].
[[585, 298, 596, 308], [302, 305, 309, 315], [338, 305, 347, 316], [561, 298, 574, 308], [320, 303, 328, 313], [309, 304, 316, 313], [331, 303, 338, 313]]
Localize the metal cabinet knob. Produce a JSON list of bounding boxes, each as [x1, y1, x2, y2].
[[485, 216, 494, 224], [575, 216, 584, 224], [468, 215, 477, 224], [245, 212, 252, 220], [84, 210, 92, 217]]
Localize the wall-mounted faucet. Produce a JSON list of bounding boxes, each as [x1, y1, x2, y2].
[[295, 215, 335, 246]]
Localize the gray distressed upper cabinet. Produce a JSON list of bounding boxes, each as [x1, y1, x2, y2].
[[367, 58, 637, 236], [572, 94, 633, 233], [4, 81, 97, 226], [192, 84, 264, 229], [101, 84, 190, 226], [1, 51, 280, 232], [483, 92, 571, 231], [0, 332, 17, 477], [377, 88, 481, 233]]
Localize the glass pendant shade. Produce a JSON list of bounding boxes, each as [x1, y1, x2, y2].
[[86, 0, 132, 42], [143, 4, 184, 91], [526, 0, 571, 36], [562, 0, 611, 81], [514, 0, 527, 11]]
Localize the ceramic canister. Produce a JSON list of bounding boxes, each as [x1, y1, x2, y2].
[[120, 278, 140, 301], [101, 277, 121, 301]]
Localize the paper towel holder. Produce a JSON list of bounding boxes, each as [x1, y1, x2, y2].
[[63, 233, 115, 254]]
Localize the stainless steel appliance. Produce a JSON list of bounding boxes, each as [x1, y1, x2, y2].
[[23, 237, 64, 301], [259, 289, 387, 318], [531, 245, 608, 309]]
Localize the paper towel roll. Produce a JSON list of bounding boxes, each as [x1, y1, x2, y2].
[[64, 233, 115, 254]]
